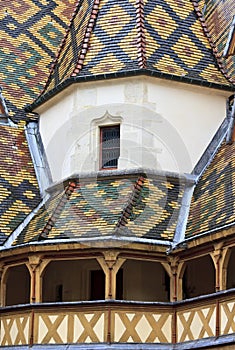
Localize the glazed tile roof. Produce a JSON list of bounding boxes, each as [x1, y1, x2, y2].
[[0, 0, 235, 249], [186, 140, 235, 238], [198, 0, 235, 83], [0, 122, 41, 245], [13, 174, 186, 246], [0, 1, 75, 246], [0, 0, 75, 121], [31, 0, 234, 109]]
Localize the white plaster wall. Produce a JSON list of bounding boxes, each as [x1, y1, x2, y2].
[[37, 76, 229, 182]]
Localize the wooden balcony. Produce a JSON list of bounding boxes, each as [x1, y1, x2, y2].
[[1, 289, 235, 347]]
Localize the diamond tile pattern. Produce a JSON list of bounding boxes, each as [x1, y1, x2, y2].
[[14, 174, 185, 245], [45, 0, 94, 93], [0, 0, 234, 249], [145, 0, 230, 85], [40, 0, 233, 101], [0, 0, 75, 121], [0, 123, 41, 244], [199, 0, 235, 83], [186, 141, 235, 238], [0, 0, 74, 246]]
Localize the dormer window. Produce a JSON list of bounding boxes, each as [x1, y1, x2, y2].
[[100, 125, 120, 169], [224, 15, 235, 58]]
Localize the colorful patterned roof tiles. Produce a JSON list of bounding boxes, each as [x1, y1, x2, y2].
[[0, 122, 41, 244], [145, 0, 229, 85], [32, 0, 234, 109], [0, 0, 75, 121], [0, 0, 235, 249], [0, 0, 75, 245], [13, 174, 185, 245], [199, 0, 235, 83], [186, 141, 235, 238]]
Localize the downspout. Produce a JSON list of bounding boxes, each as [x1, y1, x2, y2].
[[168, 94, 235, 253], [25, 120, 52, 196], [167, 176, 196, 253]]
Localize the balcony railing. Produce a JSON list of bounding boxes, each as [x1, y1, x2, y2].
[[1, 289, 235, 347]]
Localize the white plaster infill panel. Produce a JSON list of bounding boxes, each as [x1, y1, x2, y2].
[[37, 76, 228, 183], [221, 301, 235, 335]]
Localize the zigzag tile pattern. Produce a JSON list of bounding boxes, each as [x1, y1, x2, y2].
[[40, 0, 232, 101], [199, 0, 235, 83], [186, 141, 235, 237], [14, 175, 185, 245], [0, 0, 74, 121], [0, 123, 41, 244]]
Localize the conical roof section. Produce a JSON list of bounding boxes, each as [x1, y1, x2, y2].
[[199, 0, 235, 83], [29, 0, 234, 110]]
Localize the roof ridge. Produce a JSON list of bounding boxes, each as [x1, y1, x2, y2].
[[71, 0, 100, 76], [136, 0, 147, 69], [116, 176, 146, 228], [192, 0, 234, 85], [39, 1, 82, 98], [38, 180, 77, 240]]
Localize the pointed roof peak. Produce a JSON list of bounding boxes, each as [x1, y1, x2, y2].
[[29, 0, 234, 111]]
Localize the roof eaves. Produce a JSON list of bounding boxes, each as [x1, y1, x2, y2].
[[26, 69, 235, 113], [8, 235, 172, 251], [184, 220, 235, 243]]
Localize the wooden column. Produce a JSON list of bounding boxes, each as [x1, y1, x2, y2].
[[27, 256, 43, 303], [211, 243, 224, 292], [162, 256, 180, 302], [97, 252, 125, 299], [0, 264, 5, 306], [220, 246, 230, 291]]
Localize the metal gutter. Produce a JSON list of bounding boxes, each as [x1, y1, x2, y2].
[[184, 220, 235, 244], [192, 115, 230, 178], [171, 180, 196, 250], [0, 235, 172, 253]]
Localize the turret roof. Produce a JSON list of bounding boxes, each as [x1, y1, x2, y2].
[[13, 172, 187, 247], [0, 0, 235, 250], [29, 0, 234, 110]]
